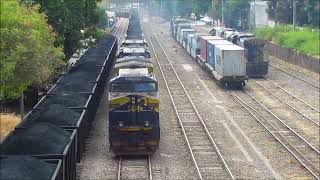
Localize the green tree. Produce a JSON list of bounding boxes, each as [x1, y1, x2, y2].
[[20, 0, 103, 58], [0, 0, 64, 100]]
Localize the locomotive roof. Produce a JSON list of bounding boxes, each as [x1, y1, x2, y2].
[[122, 39, 146, 44], [116, 56, 150, 63], [114, 61, 153, 69], [121, 47, 147, 53], [110, 68, 157, 82]]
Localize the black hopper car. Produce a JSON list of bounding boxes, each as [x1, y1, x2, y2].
[[0, 34, 118, 180]]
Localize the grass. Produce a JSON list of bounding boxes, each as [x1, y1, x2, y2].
[[0, 113, 20, 142], [254, 25, 320, 57]]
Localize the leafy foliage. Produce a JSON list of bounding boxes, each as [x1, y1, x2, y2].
[[20, 0, 105, 58], [0, 0, 64, 100], [254, 25, 320, 56], [266, 0, 320, 27]]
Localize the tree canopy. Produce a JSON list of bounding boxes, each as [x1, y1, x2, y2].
[[20, 0, 105, 58], [0, 0, 64, 100]]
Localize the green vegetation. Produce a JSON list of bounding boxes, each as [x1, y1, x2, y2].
[[20, 0, 106, 58], [254, 25, 320, 56], [0, 0, 108, 102], [267, 0, 319, 27], [0, 0, 65, 100]]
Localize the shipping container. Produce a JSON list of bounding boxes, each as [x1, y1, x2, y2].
[[206, 40, 233, 68], [187, 34, 195, 49], [190, 48, 197, 59], [182, 29, 195, 43], [176, 24, 191, 41], [199, 36, 223, 63], [179, 29, 194, 45], [213, 44, 247, 86]]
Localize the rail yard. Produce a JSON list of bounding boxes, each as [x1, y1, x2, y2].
[[1, 3, 319, 180], [76, 7, 319, 180]]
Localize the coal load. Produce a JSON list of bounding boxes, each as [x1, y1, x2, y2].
[[0, 156, 56, 180], [21, 104, 80, 127], [61, 71, 99, 81], [1, 122, 70, 154], [39, 93, 88, 108], [52, 80, 95, 93]]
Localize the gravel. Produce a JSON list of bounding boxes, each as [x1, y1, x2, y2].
[[0, 156, 57, 180], [1, 122, 71, 154]]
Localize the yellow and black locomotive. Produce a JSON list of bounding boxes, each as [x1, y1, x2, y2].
[[108, 68, 159, 155]]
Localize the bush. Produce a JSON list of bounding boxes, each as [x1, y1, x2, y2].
[[0, 113, 20, 142], [254, 25, 320, 56]]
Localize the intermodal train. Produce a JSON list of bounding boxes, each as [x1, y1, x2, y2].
[[0, 33, 118, 180], [108, 10, 160, 155], [171, 18, 268, 87]]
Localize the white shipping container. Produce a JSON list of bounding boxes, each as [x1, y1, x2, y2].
[[214, 44, 246, 77], [190, 47, 197, 59], [188, 34, 194, 49]]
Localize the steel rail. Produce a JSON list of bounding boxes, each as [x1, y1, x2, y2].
[[148, 155, 153, 180], [117, 19, 129, 49], [117, 156, 152, 180], [245, 90, 320, 154], [265, 78, 320, 113], [252, 79, 320, 127], [152, 32, 235, 179], [270, 60, 319, 81], [269, 64, 319, 89], [113, 18, 125, 37], [146, 30, 203, 180], [230, 90, 320, 179]]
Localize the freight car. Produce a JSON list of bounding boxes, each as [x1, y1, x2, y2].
[[108, 68, 160, 155], [230, 34, 268, 77], [0, 34, 118, 180], [210, 27, 269, 77], [171, 17, 248, 87], [171, 18, 191, 38]]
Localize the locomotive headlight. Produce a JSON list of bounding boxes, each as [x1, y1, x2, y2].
[[119, 121, 124, 127], [144, 121, 150, 127]]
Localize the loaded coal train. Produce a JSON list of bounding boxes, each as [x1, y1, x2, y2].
[[108, 10, 160, 155], [171, 17, 268, 87], [0, 34, 118, 180]]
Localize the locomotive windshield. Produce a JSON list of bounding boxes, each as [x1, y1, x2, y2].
[[110, 82, 157, 92]]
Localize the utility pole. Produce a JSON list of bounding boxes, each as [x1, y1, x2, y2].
[[293, 0, 296, 31], [221, 0, 224, 26]]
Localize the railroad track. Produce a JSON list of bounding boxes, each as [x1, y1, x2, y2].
[[270, 59, 319, 81], [117, 156, 152, 180], [146, 29, 234, 179], [230, 90, 320, 179], [269, 62, 319, 89], [113, 18, 128, 49], [252, 78, 320, 127]]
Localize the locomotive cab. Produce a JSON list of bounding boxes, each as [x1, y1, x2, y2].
[[108, 68, 160, 155]]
